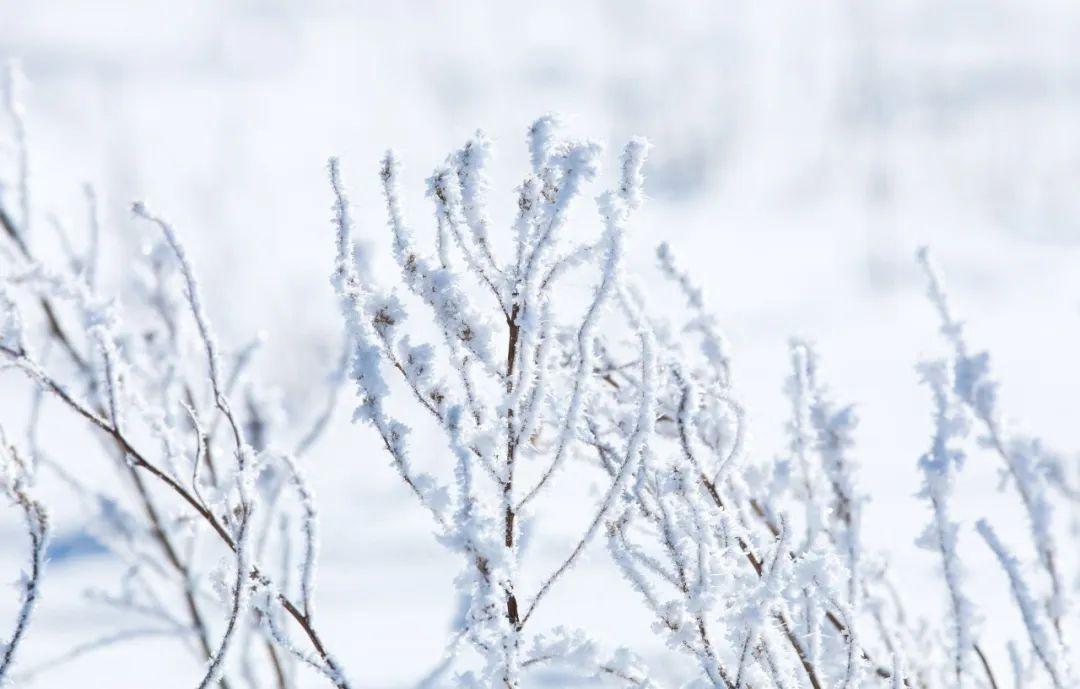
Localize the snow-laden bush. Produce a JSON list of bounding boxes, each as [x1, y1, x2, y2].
[[1, 64, 1077, 688]]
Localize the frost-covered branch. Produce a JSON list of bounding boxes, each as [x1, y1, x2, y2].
[[0, 430, 48, 683], [914, 361, 977, 688], [918, 248, 1070, 637], [976, 520, 1071, 688]]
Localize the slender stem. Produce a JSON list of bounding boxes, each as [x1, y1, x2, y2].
[[973, 642, 1000, 689], [503, 306, 521, 687]]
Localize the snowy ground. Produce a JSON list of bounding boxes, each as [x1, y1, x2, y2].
[[2, 1, 1080, 687]]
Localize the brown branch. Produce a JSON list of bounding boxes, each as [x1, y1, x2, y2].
[[504, 305, 521, 643], [973, 642, 1000, 689]]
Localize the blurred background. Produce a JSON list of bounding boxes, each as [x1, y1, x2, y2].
[[2, 1, 1080, 686]]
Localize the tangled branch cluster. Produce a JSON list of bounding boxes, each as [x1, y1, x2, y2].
[[0, 63, 1077, 688]]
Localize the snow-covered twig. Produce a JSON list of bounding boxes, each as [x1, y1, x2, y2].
[[0, 432, 49, 683], [976, 520, 1070, 688]]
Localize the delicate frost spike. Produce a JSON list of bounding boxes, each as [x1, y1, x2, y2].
[[455, 132, 493, 227], [428, 162, 499, 297], [453, 130, 498, 269], [328, 156, 389, 407], [2, 60, 30, 238], [915, 360, 976, 689], [656, 242, 703, 308], [618, 137, 652, 211], [378, 150, 413, 268], [448, 133, 505, 303], [378, 151, 494, 366], [655, 241, 730, 382], [427, 166, 458, 269], [975, 520, 1069, 689], [511, 176, 542, 277], [551, 139, 603, 200], [527, 114, 561, 174], [131, 202, 224, 397], [802, 340, 863, 606], [917, 249, 996, 426], [281, 454, 319, 621], [916, 247, 966, 356], [328, 156, 355, 277], [517, 138, 604, 304]]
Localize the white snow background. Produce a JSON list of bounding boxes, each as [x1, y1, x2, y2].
[[1, 1, 1079, 686]]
